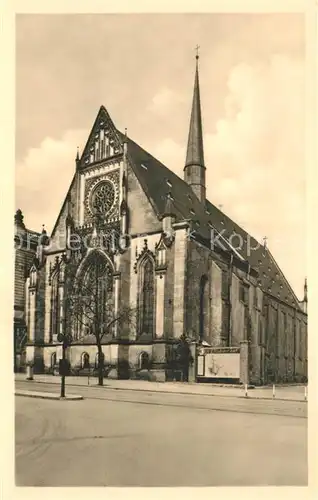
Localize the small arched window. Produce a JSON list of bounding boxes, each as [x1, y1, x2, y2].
[[139, 351, 150, 370], [81, 352, 90, 369], [51, 352, 56, 368]]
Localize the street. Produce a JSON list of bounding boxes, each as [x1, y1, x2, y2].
[[15, 381, 307, 487]]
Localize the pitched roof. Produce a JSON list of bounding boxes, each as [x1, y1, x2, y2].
[[116, 129, 302, 310]]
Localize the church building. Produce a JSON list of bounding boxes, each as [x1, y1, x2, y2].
[[17, 54, 308, 384]]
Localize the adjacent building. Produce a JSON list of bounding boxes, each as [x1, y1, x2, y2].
[[14, 210, 40, 371]]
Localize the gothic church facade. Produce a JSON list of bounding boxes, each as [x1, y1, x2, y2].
[[19, 56, 308, 384]]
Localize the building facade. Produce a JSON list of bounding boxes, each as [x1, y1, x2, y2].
[[18, 57, 308, 384], [14, 210, 40, 371]]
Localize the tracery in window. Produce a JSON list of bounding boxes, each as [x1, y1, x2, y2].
[[138, 256, 155, 336], [90, 180, 115, 215], [72, 252, 114, 340], [50, 272, 60, 341], [199, 275, 209, 342]]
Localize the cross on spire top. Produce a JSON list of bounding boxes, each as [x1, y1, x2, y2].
[[195, 44, 200, 60]]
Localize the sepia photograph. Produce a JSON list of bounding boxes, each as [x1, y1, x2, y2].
[[11, 10, 310, 489]]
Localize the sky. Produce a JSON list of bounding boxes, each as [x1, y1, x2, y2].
[[15, 13, 306, 298]]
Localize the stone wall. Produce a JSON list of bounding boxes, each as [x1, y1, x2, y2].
[[14, 248, 34, 312], [116, 244, 132, 340], [185, 239, 231, 345], [230, 274, 245, 346], [14, 227, 39, 369], [164, 239, 175, 338], [67, 344, 119, 369], [185, 239, 210, 340], [210, 261, 223, 345], [34, 341, 169, 381], [172, 225, 188, 338], [263, 295, 307, 383]]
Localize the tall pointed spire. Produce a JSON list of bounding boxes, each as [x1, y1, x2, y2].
[[184, 47, 206, 203], [302, 277, 308, 314], [304, 277, 308, 302], [75, 147, 80, 170], [185, 49, 205, 168]]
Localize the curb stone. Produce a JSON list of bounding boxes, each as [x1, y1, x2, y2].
[[15, 380, 307, 403], [15, 390, 83, 401]]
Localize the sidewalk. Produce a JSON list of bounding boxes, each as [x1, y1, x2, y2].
[[15, 373, 308, 402], [16, 389, 83, 401]]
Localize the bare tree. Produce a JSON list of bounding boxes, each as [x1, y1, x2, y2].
[[14, 326, 27, 373], [66, 252, 136, 386]]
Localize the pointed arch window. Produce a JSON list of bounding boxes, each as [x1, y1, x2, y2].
[[138, 256, 155, 336], [50, 271, 60, 341], [199, 275, 209, 342], [73, 251, 114, 340]]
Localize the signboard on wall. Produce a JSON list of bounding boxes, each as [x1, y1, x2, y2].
[[197, 349, 240, 379]]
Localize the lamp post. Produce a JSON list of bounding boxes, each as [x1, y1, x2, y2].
[[57, 332, 68, 398], [56, 252, 73, 399], [57, 333, 73, 398], [57, 326, 72, 398]]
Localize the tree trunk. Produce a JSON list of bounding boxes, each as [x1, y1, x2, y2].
[[97, 344, 104, 386]]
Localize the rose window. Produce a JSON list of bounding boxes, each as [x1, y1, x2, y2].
[[90, 181, 115, 215]]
